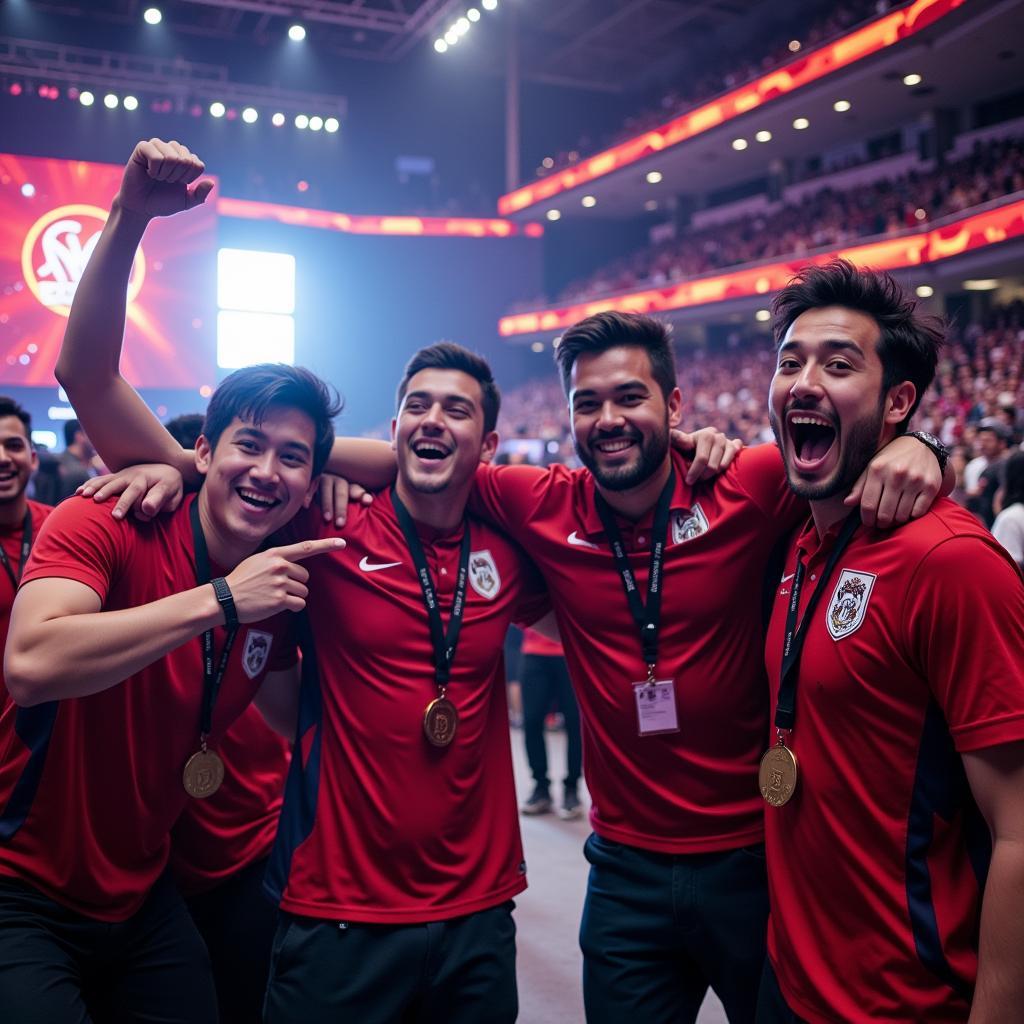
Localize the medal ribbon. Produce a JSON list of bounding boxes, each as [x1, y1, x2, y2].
[[0, 509, 33, 592], [189, 499, 239, 742], [390, 490, 471, 691], [593, 467, 675, 680], [774, 511, 861, 732]]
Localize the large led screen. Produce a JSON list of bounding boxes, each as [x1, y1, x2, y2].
[[0, 154, 217, 388]]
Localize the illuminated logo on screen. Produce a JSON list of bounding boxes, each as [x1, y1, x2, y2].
[[20, 204, 145, 317]]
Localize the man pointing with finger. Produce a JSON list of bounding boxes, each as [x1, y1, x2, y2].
[[0, 340, 341, 1023]]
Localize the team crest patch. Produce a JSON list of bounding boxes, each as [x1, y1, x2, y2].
[[469, 550, 501, 600], [671, 505, 709, 545], [826, 570, 877, 641], [242, 630, 274, 679]]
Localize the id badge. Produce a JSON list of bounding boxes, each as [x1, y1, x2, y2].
[[633, 680, 679, 736]]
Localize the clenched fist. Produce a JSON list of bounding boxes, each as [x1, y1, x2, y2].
[[116, 138, 214, 220]]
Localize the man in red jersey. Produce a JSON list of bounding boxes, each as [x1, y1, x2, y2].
[[319, 309, 951, 1023], [0, 397, 52, 705], [757, 260, 1024, 1023], [53, 140, 552, 1024]]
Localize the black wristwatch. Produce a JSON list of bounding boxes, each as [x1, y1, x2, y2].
[[907, 431, 950, 474], [210, 576, 239, 629]]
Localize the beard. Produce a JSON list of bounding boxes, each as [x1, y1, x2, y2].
[[771, 401, 885, 502], [575, 423, 671, 492]]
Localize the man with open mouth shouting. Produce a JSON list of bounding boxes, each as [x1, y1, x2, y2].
[[758, 260, 1024, 1023]]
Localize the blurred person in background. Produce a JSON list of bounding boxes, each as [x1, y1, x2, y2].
[[56, 418, 100, 501], [992, 450, 1024, 569], [965, 419, 1011, 528], [166, 413, 206, 451]]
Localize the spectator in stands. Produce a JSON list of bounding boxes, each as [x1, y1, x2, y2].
[[56, 419, 99, 501], [992, 451, 1024, 567], [166, 413, 205, 451], [966, 418, 1011, 527]]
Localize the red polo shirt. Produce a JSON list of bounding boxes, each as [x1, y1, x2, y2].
[[170, 705, 290, 897], [0, 495, 295, 921], [764, 500, 1024, 1022], [1, 500, 52, 702], [265, 494, 549, 923], [470, 444, 804, 853]]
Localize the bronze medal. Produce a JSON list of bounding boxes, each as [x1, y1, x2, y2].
[[183, 748, 225, 799], [423, 696, 458, 747], [759, 742, 798, 807]]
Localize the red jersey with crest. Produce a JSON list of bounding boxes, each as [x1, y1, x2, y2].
[[0, 495, 295, 921], [170, 705, 290, 896], [470, 444, 804, 853], [1, 500, 52, 702], [265, 494, 548, 923], [764, 500, 1024, 1022]]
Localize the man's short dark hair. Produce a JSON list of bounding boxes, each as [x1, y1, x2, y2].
[[202, 364, 341, 475], [771, 259, 945, 432], [0, 396, 31, 440], [396, 342, 500, 433], [166, 413, 205, 450], [64, 418, 81, 448], [554, 312, 677, 400]]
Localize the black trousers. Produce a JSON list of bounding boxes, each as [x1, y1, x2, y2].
[[263, 900, 518, 1024], [186, 856, 278, 1024], [0, 873, 216, 1024], [755, 960, 806, 1024], [520, 653, 582, 790], [579, 833, 769, 1024]]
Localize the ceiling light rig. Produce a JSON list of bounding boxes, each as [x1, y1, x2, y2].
[[434, 2, 499, 54]]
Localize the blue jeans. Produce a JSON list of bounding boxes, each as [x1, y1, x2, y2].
[[580, 833, 769, 1024]]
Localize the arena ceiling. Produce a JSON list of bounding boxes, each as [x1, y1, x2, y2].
[[30, 0, 758, 90]]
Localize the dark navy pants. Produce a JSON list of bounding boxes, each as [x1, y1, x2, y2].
[[521, 653, 582, 790], [264, 900, 518, 1024], [580, 832, 769, 1024], [755, 960, 806, 1024]]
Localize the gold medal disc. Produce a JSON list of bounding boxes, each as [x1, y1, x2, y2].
[[183, 748, 225, 799], [423, 697, 458, 747], [759, 743, 798, 807]]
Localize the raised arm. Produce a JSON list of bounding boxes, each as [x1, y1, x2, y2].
[[56, 139, 213, 478], [325, 437, 397, 489]]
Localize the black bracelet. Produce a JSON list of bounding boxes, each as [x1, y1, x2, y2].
[[210, 577, 239, 629], [907, 430, 950, 474]]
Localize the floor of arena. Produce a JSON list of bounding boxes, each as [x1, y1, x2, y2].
[[510, 728, 727, 1024]]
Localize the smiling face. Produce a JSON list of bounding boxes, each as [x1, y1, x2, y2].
[[569, 346, 682, 492], [0, 415, 37, 510], [195, 404, 319, 554], [769, 306, 915, 502], [392, 367, 498, 497]]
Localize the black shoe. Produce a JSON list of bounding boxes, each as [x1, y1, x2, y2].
[[520, 784, 552, 815], [558, 787, 583, 820]]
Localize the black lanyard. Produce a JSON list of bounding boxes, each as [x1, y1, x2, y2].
[[390, 490, 471, 690], [0, 509, 33, 592], [593, 467, 675, 680], [189, 499, 239, 739], [774, 511, 861, 733]]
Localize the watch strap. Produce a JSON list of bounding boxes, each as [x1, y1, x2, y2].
[[210, 577, 239, 630], [908, 431, 950, 473]]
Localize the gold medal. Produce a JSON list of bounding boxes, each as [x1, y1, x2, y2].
[[423, 696, 458, 747], [183, 748, 225, 799], [759, 742, 798, 807]]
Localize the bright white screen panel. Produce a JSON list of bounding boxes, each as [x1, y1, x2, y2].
[[217, 310, 295, 369], [217, 248, 296, 314]]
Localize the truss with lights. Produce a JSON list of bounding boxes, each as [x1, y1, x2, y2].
[[434, 0, 498, 54]]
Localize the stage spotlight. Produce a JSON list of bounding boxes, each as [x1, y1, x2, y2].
[[297, 180, 309, 192], [755, 309, 771, 323], [916, 285, 934, 298], [962, 279, 999, 291], [242, 107, 258, 124], [144, 7, 162, 24], [435, 39, 448, 53], [456, 17, 470, 34], [79, 91, 94, 106], [788, 39, 801, 52], [271, 112, 285, 126], [732, 138, 748, 151], [288, 24, 306, 42], [210, 101, 226, 118], [646, 170, 662, 184], [9, 82, 22, 96], [123, 95, 139, 110], [755, 130, 772, 143], [325, 117, 340, 133], [468, 8, 481, 21], [546, 209, 561, 221], [309, 115, 323, 131], [295, 114, 309, 129], [531, 342, 544, 353], [644, 199, 658, 212], [833, 99, 851, 112], [792, 117, 809, 130], [903, 73, 922, 86], [581, 195, 596, 208], [21, 183, 35, 198], [914, 207, 927, 221], [104, 93, 119, 109], [482, 0, 498, 9], [445, 29, 459, 45]]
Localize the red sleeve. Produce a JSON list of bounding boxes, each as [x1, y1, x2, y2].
[[731, 444, 805, 533], [20, 496, 132, 603], [511, 550, 551, 629], [905, 536, 1024, 752], [469, 463, 556, 537]]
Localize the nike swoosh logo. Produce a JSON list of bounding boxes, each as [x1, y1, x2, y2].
[[567, 531, 600, 549], [359, 557, 403, 572], [780, 573, 795, 584]]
